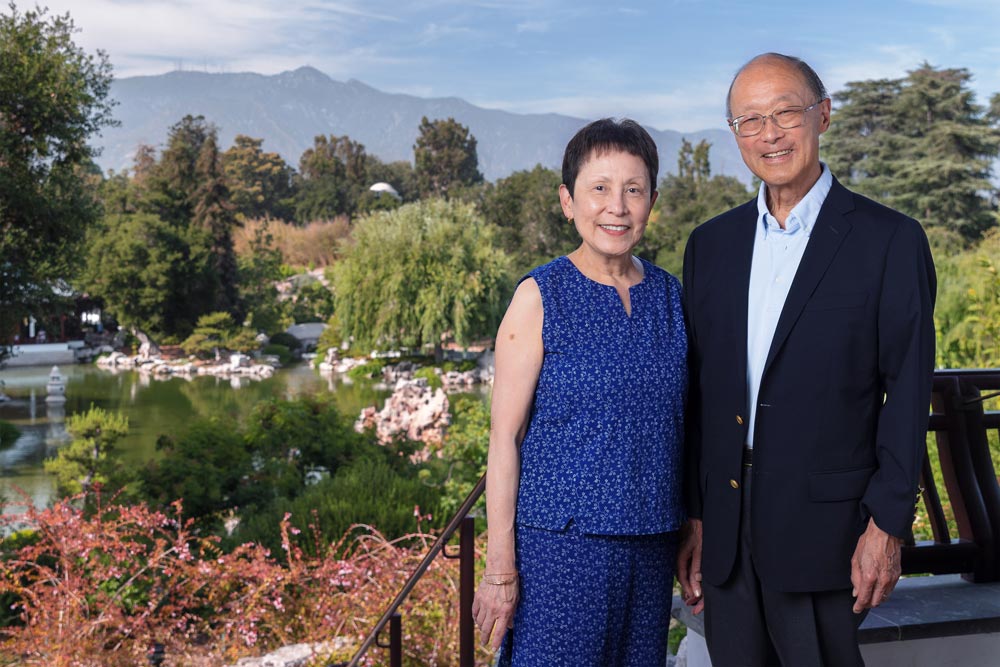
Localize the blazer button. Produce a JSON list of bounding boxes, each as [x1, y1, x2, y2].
[[736, 415, 744, 425], [729, 479, 739, 489]]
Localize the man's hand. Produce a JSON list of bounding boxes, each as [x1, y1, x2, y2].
[[677, 519, 704, 615], [851, 517, 903, 613]]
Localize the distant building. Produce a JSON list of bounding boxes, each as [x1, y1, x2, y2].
[[369, 182, 401, 200]]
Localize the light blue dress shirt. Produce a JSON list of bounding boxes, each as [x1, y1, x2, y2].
[[746, 164, 833, 448]]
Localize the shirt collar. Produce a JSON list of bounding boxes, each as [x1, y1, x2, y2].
[[755, 163, 833, 237]]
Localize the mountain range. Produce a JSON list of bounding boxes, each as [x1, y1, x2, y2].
[[95, 66, 753, 185]]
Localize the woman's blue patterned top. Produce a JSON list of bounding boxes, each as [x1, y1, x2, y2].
[[515, 255, 687, 535]]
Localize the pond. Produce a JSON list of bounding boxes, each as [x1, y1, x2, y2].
[[0, 363, 394, 511]]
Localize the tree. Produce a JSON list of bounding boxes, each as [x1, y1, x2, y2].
[[641, 140, 751, 275], [180, 311, 257, 358], [295, 134, 369, 221], [138, 115, 213, 227], [80, 213, 198, 334], [480, 164, 577, 272], [90, 116, 244, 337], [824, 64, 999, 242], [140, 418, 250, 521], [332, 198, 512, 351], [237, 223, 290, 334], [193, 134, 241, 319], [221, 135, 296, 221], [413, 117, 483, 199], [43, 406, 132, 499], [0, 3, 116, 351]]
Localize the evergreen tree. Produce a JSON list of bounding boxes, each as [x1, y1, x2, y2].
[[413, 117, 483, 198], [642, 140, 751, 275], [0, 3, 116, 352], [193, 134, 241, 319], [295, 134, 369, 221], [221, 135, 296, 221], [140, 115, 212, 227], [480, 164, 577, 272], [824, 64, 999, 242], [80, 213, 195, 334], [43, 406, 132, 498]]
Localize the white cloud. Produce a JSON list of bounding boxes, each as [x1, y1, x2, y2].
[[516, 20, 549, 33]]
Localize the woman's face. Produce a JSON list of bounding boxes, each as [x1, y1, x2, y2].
[[559, 150, 657, 260]]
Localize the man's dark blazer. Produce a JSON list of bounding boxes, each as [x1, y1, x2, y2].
[[682, 176, 937, 593]]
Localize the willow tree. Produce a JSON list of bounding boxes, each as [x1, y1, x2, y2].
[[332, 198, 512, 353]]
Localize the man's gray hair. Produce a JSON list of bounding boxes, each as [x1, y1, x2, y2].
[[726, 53, 828, 119]]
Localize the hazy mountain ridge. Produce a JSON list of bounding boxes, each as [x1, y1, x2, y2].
[[96, 66, 752, 185]]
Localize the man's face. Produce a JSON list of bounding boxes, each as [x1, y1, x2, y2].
[[728, 58, 831, 196]]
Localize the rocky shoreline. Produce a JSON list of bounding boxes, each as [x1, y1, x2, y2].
[[96, 350, 277, 380]]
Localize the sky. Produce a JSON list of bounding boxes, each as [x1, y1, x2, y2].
[[33, 0, 1000, 133]]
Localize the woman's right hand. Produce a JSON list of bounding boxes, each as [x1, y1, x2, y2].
[[471, 572, 519, 651]]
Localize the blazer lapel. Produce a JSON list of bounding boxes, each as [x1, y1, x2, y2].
[[761, 179, 855, 379], [727, 202, 757, 393]]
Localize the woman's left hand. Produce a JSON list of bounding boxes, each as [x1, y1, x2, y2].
[[471, 573, 519, 651]]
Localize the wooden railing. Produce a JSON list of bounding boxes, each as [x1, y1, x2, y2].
[[906, 369, 1000, 580]]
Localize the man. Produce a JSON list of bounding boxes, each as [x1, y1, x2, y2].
[[677, 53, 936, 666]]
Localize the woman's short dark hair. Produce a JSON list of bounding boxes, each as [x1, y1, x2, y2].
[[561, 118, 659, 198]]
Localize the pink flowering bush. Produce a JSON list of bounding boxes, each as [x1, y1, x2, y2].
[[0, 493, 493, 666]]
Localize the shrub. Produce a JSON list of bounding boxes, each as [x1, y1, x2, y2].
[[346, 359, 387, 380], [0, 496, 496, 666], [441, 359, 477, 373], [262, 343, 292, 365], [0, 420, 20, 448], [267, 332, 302, 351], [414, 366, 443, 390]]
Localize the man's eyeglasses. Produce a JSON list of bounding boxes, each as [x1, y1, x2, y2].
[[728, 101, 824, 138]]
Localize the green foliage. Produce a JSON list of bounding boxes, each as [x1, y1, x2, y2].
[[432, 396, 489, 516], [140, 418, 249, 522], [0, 3, 116, 346], [295, 134, 371, 221], [43, 405, 133, 499], [934, 229, 1000, 369], [824, 64, 1000, 242], [480, 164, 578, 272], [241, 395, 370, 498], [79, 213, 194, 334], [414, 116, 484, 198], [180, 311, 258, 357], [414, 366, 443, 389], [81, 116, 244, 338], [267, 332, 302, 351], [441, 359, 478, 373], [642, 139, 752, 275], [221, 134, 296, 221], [0, 420, 20, 448], [262, 343, 292, 365], [347, 359, 388, 380], [332, 198, 513, 351], [236, 222, 291, 335], [230, 456, 444, 556], [289, 277, 335, 323], [193, 133, 242, 319], [316, 313, 345, 357]]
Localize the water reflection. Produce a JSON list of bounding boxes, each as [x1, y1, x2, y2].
[[0, 363, 395, 511]]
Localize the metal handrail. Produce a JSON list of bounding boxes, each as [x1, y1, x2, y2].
[[342, 472, 487, 667]]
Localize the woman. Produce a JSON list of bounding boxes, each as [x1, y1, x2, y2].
[[471, 119, 687, 666]]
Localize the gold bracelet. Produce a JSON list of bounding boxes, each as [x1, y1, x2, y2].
[[482, 573, 518, 586]]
